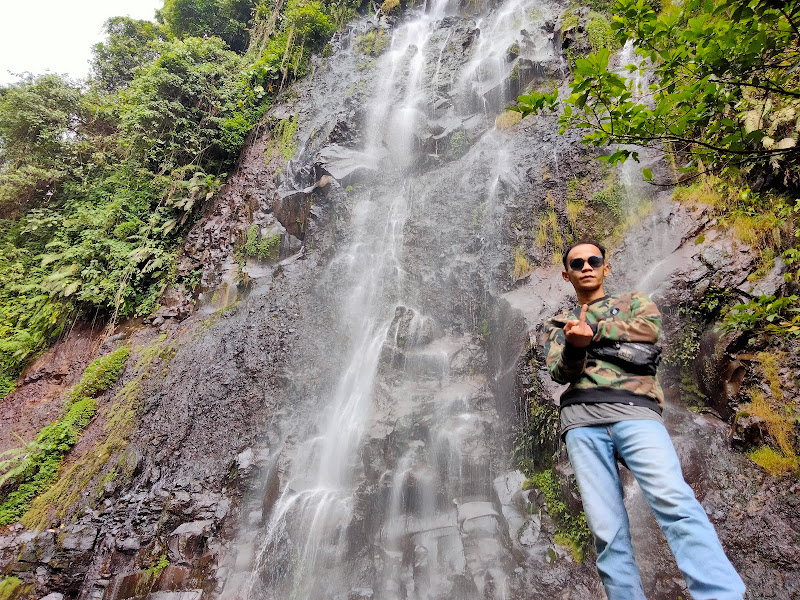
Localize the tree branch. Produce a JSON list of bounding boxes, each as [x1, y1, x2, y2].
[[776, 3, 800, 41]]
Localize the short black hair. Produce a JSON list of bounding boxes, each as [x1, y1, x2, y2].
[[562, 240, 606, 269]]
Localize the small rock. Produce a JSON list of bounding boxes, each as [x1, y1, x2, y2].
[[168, 520, 214, 563], [117, 537, 141, 553]]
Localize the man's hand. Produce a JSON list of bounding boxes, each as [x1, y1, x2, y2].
[[564, 304, 593, 348]]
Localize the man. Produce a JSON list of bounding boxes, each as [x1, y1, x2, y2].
[[542, 240, 745, 600]]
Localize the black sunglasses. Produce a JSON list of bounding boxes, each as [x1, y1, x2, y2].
[[569, 255, 604, 271]]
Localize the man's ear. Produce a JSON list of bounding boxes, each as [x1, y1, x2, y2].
[[562, 271, 570, 281], [603, 263, 610, 277]]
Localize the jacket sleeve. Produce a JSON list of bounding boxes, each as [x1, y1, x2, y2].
[[592, 291, 661, 343], [543, 318, 587, 384]]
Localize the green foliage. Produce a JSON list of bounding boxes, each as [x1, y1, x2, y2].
[[0, 348, 128, 525], [247, 0, 335, 91], [147, 553, 171, 578], [158, 0, 258, 52], [723, 294, 800, 337], [91, 17, 166, 92], [0, 375, 15, 401], [586, 12, 615, 52], [356, 28, 390, 56], [327, 0, 361, 29], [0, 421, 75, 525], [663, 286, 733, 370], [66, 346, 131, 405], [63, 398, 99, 430], [120, 36, 248, 173], [0, 0, 341, 388], [0, 41, 258, 383], [266, 114, 300, 160], [245, 225, 281, 260], [514, 0, 800, 183], [592, 179, 623, 219], [0, 577, 27, 600], [0, 75, 81, 171], [529, 469, 592, 562], [0, 75, 82, 218], [674, 178, 799, 336], [560, 10, 579, 33], [513, 401, 560, 473]]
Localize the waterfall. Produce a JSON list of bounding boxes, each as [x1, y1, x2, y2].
[[227, 1, 567, 598]]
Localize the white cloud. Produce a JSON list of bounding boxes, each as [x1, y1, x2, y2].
[[0, 0, 164, 85]]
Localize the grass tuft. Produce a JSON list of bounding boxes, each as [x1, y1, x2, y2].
[[747, 446, 798, 476], [496, 111, 523, 130], [513, 247, 532, 280]]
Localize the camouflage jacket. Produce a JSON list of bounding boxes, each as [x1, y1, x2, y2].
[[542, 291, 664, 411]]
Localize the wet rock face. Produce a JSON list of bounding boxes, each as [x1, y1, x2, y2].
[[1, 525, 98, 595]]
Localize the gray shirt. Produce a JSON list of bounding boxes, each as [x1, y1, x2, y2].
[[560, 402, 662, 437]]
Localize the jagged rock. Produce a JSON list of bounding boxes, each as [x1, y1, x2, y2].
[[117, 537, 141, 554], [58, 525, 98, 553], [153, 285, 194, 322], [147, 591, 202, 600], [168, 521, 214, 563], [317, 144, 385, 185], [732, 413, 767, 449], [737, 257, 786, 297], [693, 329, 744, 418], [3, 4, 798, 600]]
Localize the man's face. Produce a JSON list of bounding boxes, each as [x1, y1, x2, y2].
[[562, 244, 610, 293]]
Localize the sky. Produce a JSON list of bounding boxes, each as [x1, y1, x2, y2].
[[0, 0, 165, 85]]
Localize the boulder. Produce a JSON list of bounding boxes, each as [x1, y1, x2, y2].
[[167, 521, 214, 564], [317, 145, 385, 186]]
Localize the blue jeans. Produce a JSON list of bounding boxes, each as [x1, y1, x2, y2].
[[564, 420, 745, 600]]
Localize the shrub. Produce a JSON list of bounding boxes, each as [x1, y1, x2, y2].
[[245, 225, 281, 260], [0, 375, 15, 401], [586, 12, 615, 53], [529, 469, 592, 563], [513, 400, 560, 473]]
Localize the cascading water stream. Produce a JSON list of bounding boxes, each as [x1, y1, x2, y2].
[[232, 1, 568, 598], [244, 2, 459, 597]]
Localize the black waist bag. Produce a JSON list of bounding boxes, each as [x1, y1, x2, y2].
[[588, 341, 662, 375]]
